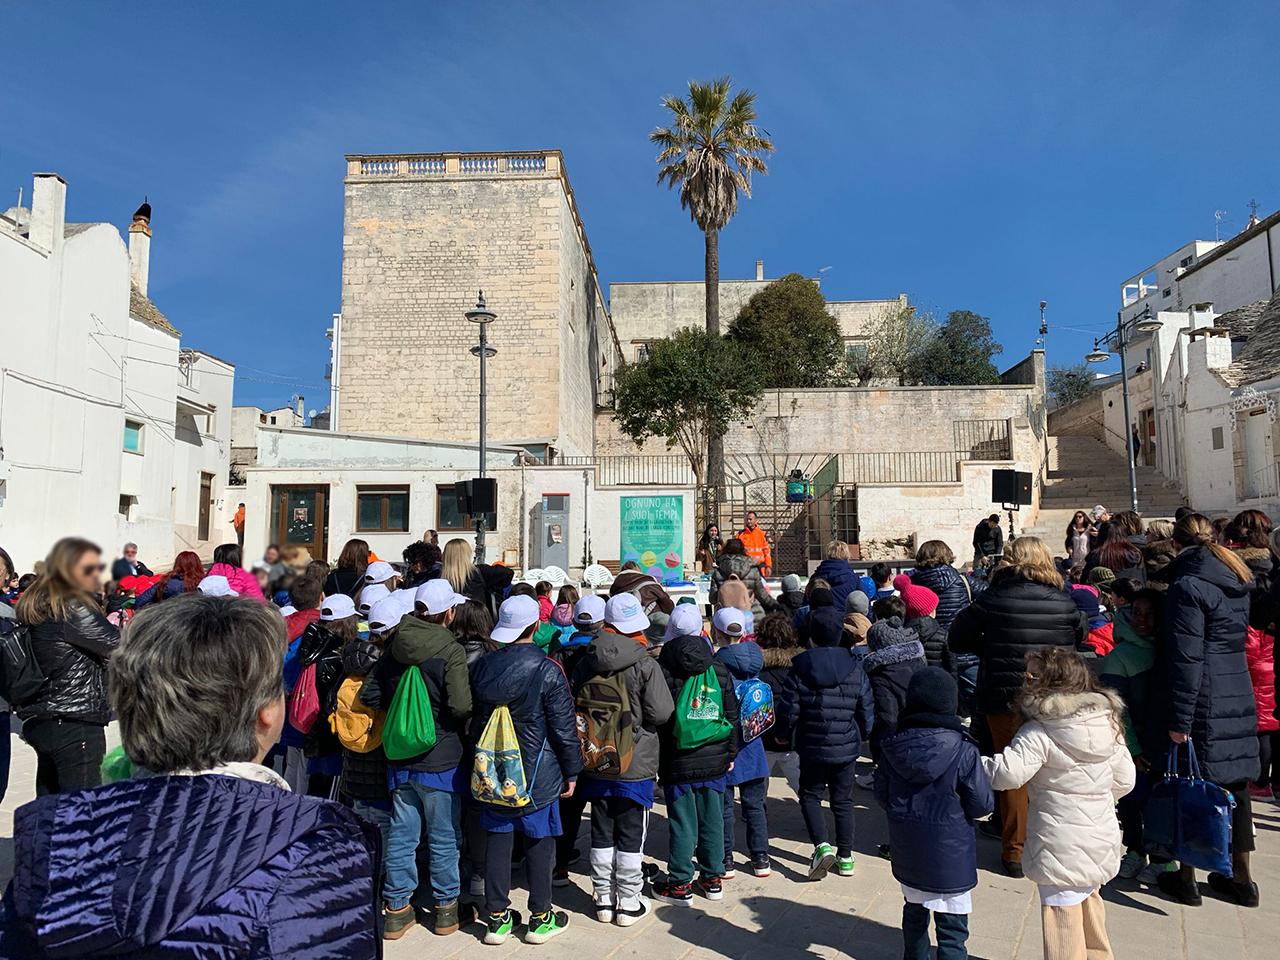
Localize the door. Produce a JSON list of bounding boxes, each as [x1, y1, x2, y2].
[[270, 485, 329, 561], [1243, 412, 1274, 499], [198, 473, 214, 541], [1138, 408, 1156, 467], [538, 494, 570, 572]]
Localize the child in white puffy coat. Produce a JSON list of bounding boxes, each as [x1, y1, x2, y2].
[[983, 647, 1135, 960]]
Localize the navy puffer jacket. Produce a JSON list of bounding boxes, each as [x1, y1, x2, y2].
[[469, 643, 583, 812], [908, 564, 971, 634], [874, 721, 993, 895], [1161, 546, 1260, 785], [658, 634, 740, 783], [779, 645, 874, 764], [864, 618, 927, 756], [811, 559, 859, 611], [0, 774, 380, 959]]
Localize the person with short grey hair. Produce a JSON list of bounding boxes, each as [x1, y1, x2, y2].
[[110, 541, 152, 582], [1, 593, 381, 959]]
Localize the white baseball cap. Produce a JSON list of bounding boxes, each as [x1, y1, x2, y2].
[[604, 593, 649, 634], [712, 606, 747, 640], [320, 594, 357, 621], [573, 594, 606, 627], [358, 582, 390, 615], [364, 560, 396, 584], [197, 575, 238, 598], [663, 603, 704, 643], [367, 595, 406, 635], [414, 578, 469, 615], [491, 594, 541, 644]]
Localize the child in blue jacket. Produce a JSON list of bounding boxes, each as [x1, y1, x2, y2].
[[875, 668, 993, 960], [715, 621, 772, 878]]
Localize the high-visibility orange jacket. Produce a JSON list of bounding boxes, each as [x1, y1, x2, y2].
[[737, 526, 772, 576]]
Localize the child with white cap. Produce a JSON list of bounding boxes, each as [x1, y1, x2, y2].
[[363, 579, 473, 940], [552, 593, 607, 886], [663, 602, 707, 649], [469, 594, 583, 945], [295, 594, 359, 800], [363, 559, 399, 589], [568, 595, 675, 925]]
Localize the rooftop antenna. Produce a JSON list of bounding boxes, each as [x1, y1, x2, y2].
[[1036, 300, 1048, 349], [1214, 209, 1229, 241]]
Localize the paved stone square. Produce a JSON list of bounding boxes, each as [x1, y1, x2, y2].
[[3, 726, 1277, 958]]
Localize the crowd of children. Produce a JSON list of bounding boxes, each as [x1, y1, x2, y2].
[[3, 508, 1277, 960]]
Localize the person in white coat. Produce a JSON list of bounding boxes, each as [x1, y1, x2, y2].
[[983, 647, 1136, 960]]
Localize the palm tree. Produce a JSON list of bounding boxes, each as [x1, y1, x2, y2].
[[651, 77, 774, 523], [651, 77, 774, 336]]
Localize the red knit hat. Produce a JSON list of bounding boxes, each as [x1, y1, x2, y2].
[[896, 575, 939, 619]]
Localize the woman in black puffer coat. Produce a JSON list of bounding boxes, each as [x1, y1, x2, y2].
[[948, 536, 1085, 875], [909, 540, 972, 634], [16, 537, 120, 796], [1154, 514, 1260, 907]]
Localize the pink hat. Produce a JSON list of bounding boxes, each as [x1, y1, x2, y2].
[[892, 573, 913, 594], [899, 581, 939, 619]]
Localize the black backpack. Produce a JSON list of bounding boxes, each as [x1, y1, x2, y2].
[[0, 618, 46, 706]]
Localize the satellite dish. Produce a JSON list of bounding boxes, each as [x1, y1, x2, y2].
[[308, 409, 317, 418]]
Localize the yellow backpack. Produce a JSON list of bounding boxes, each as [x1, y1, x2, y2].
[[332, 676, 384, 753]]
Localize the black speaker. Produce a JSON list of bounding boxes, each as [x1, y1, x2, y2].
[[992, 469, 1015, 504], [992, 469, 1033, 506], [466, 477, 498, 515]]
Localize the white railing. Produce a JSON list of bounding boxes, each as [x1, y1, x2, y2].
[[349, 153, 555, 178], [407, 157, 446, 175], [359, 158, 398, 175]]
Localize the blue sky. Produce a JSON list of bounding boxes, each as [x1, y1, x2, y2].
[[4, 1, 1276, 408]]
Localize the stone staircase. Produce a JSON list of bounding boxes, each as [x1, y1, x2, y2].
[[1023, 435, 1186, 540]]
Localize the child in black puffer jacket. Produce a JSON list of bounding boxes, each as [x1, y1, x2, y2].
[[866, 597, 928, 760]]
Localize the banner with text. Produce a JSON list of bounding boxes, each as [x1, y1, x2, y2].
[[619, 495, 684, 583]]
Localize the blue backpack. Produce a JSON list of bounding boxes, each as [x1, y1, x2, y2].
[[734, 677, 775, 743]]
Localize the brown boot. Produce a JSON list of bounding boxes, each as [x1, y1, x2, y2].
[[383, 903, 417, 940]]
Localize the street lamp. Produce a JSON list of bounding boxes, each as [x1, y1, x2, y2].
[[1085, 303, 1158, 513], [466, 290, 497, 564]]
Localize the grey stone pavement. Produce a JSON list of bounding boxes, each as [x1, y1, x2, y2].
[[3, 725, 1277, 959]]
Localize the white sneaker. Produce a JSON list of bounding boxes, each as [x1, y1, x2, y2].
[[594, 903, 615, 924], [614, 898, 651, 927], [1117, 851, 1145, 879]]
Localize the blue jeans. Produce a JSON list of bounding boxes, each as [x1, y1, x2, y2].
[[903, 901, 968, 960], [723, 777, 769, 862], [351, 800, 392, 869], [385, 782, 463, 908]]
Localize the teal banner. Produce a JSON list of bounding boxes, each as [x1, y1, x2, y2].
[[619, 495, 684, 583]]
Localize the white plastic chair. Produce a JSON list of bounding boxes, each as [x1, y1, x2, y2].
[[541, 565, 569, 588], [582, 564, 615, 592]]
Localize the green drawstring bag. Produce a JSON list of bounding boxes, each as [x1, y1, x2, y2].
[[381, 665, 437, 761], [100, 745, 134, 784], [673, 666, 733, 750]]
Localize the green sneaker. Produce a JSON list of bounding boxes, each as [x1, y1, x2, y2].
[[483, 909, 519, 946], [808, 843, 836, 881], [524, 909, 571, 944], [835, 855, 855, 877]]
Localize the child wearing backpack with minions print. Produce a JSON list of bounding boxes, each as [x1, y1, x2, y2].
[[713, 606, 776, 880]]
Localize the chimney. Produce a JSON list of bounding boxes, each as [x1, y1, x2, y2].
[[29, 173, 66, 254], [755, 258, 764, 281], [128, 198, 152, 295], [296, 395, 305, 419]]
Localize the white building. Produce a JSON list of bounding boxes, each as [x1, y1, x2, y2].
[[1054, 207, 1280, 515], [0, 173, 235, 571], [231, 401, 305, 480]]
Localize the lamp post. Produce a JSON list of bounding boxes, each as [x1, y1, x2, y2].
[[1085, 304, 1161, 514], [466, 291, 497, 564]]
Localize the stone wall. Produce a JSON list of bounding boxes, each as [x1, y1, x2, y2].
[[338, 154, 609, 455], [608, 276, 904, 358], [1047, 390, 1105, 440]]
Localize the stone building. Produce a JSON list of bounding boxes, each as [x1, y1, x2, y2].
[[609, 260, 908, 365], [336, 151, 622, 457], [0, 175, 234, 570]]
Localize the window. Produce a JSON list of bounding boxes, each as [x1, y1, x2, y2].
[[436, 484, 496, 532], [1211, 426, 1225, 450], [634, 342, 651, 363], [1180, 255, 1194, 268], [356, 485, 410, 533], [269, 415, 277, 425], [123, 419, 143, 454], [118, 494, 136, 519], [1162, 287, 1172, 298]]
